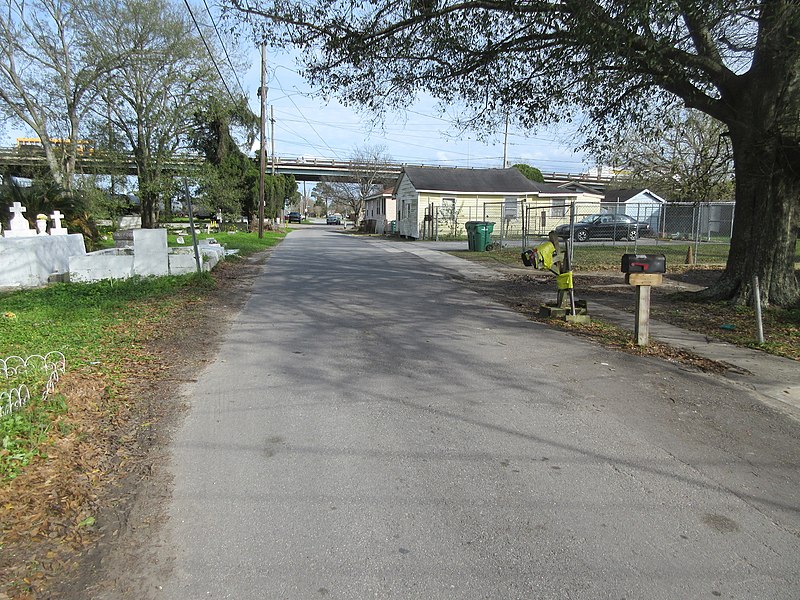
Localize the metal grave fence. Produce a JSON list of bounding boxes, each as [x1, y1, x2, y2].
[[1, 352, 66, 418]]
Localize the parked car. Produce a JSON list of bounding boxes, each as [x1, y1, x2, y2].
[[326, 214, 341, 225], [287, 211, 302, 223], [554, 213, 651, 241]]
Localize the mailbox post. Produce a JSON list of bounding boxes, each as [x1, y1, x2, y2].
[[621, 254, 666, 345]]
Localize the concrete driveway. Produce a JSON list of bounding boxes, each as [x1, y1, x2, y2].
[[158, 228, 800, 599]]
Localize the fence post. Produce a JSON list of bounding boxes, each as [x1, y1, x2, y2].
[[753, 275, 765, 344], [500, 203, 505, 249], [568, 201, 575, 266]]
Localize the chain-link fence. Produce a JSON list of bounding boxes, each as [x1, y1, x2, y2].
[[417, 198, 735, 265], [521, 200, 735, 266], [418, 198, 529, 246]]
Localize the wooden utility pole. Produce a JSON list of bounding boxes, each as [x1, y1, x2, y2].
[[502, 113, 509, 168], [270, 105, 278, 223], [258, 44, 266, 238]]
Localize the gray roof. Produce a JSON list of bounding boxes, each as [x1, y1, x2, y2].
[[402, 166, 563, 194]]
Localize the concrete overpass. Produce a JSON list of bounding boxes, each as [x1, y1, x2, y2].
[[0, 147, 612, 190], [260, 156, 613, 190]]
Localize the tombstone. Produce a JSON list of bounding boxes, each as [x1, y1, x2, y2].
[[117, 215, 142, 230], [132, 229, 169, 277], [36, 215, 48, 235], [4, 202, 36, 237], [49, 210, 69, 236]]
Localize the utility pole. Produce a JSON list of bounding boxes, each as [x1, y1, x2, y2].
[[270, 105, 278, 224], [502, 113, 510, 168], [258, 44, 267, 238]]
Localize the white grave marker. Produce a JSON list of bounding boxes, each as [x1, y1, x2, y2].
[[49, 210, 68, 235], [4, 202, 36, 237]]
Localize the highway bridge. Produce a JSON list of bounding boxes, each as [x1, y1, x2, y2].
[[0, 147, 612, 189]]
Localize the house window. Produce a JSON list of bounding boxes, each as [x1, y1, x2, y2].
[[440, 197, 456, 221], [551, 200, 566, 218], [504, 197, 518, 219]]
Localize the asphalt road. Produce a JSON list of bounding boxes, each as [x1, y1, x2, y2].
[[159, 228, 800, 599]]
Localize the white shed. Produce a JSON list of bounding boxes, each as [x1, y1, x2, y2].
[[602, 188, 667, 228]]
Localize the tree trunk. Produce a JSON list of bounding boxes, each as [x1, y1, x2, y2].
[[139, 183, 159, 229], [703, 126, 800, 307], [137, 162, 159, 229]]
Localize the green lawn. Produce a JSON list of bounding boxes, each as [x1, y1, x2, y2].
[[0, 229, 285, 479], [166, 229, 285, 257]]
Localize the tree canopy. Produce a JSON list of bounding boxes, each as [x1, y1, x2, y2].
[[513, 164, 545, 184], [0, 0, 248, 229], [231, 0, 800, 306], [604, 108, 735, 203]]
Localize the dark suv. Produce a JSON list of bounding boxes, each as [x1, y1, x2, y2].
[[287, 211, 302, 223]]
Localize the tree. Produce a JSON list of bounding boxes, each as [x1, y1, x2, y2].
[[189, 95, 260, 222], [0, 0, 119, 194], [311, 145, 393, 227], [96, 0, 224, 228], [602, 108, 735, 203], [230, 0, 800, 306], [513, 164, 545, 184]]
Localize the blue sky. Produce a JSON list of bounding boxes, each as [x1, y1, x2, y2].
[[240, 48, 593, 176], [0, 30, 593, 177]]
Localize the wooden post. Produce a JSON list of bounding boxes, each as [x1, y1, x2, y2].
[[626, 273, 663, 346], [634, 284, 651, 345], [258, 44, 266, 238]]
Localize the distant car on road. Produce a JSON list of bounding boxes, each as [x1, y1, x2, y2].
[[554, 213, 650, 242], [326, 215, 341, 225], [287, 211, 302, 223]]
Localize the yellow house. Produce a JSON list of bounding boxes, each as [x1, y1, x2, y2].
[[395, 166, 584, 239]]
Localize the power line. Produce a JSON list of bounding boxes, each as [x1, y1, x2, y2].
[[181, 0, 237, 103], [199, 0, 246, 98], [272, 73, 342, 159]]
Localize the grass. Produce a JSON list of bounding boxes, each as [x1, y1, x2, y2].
[[166, 229, 285, 257], [0, 229, 285, 482], [0, 274, 214, 480], [0, 395, 68, 480]]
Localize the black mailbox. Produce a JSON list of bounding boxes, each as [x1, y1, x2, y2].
[[621, 254, 666, 274]]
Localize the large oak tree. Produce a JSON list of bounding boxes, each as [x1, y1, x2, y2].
[[230, 0, 800, 306], [98, 0, 222, 228], [0, 0, 119, 194]]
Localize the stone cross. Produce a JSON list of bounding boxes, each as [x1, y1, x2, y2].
[[50, 210, 64, 229], [4, 202, 35, 237], [9, 202, 27, 228], [49, 210, 68, 235]]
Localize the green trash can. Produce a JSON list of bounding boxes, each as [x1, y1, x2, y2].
[[473, 221, 495, 252], [464, 221, 479, 251]]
